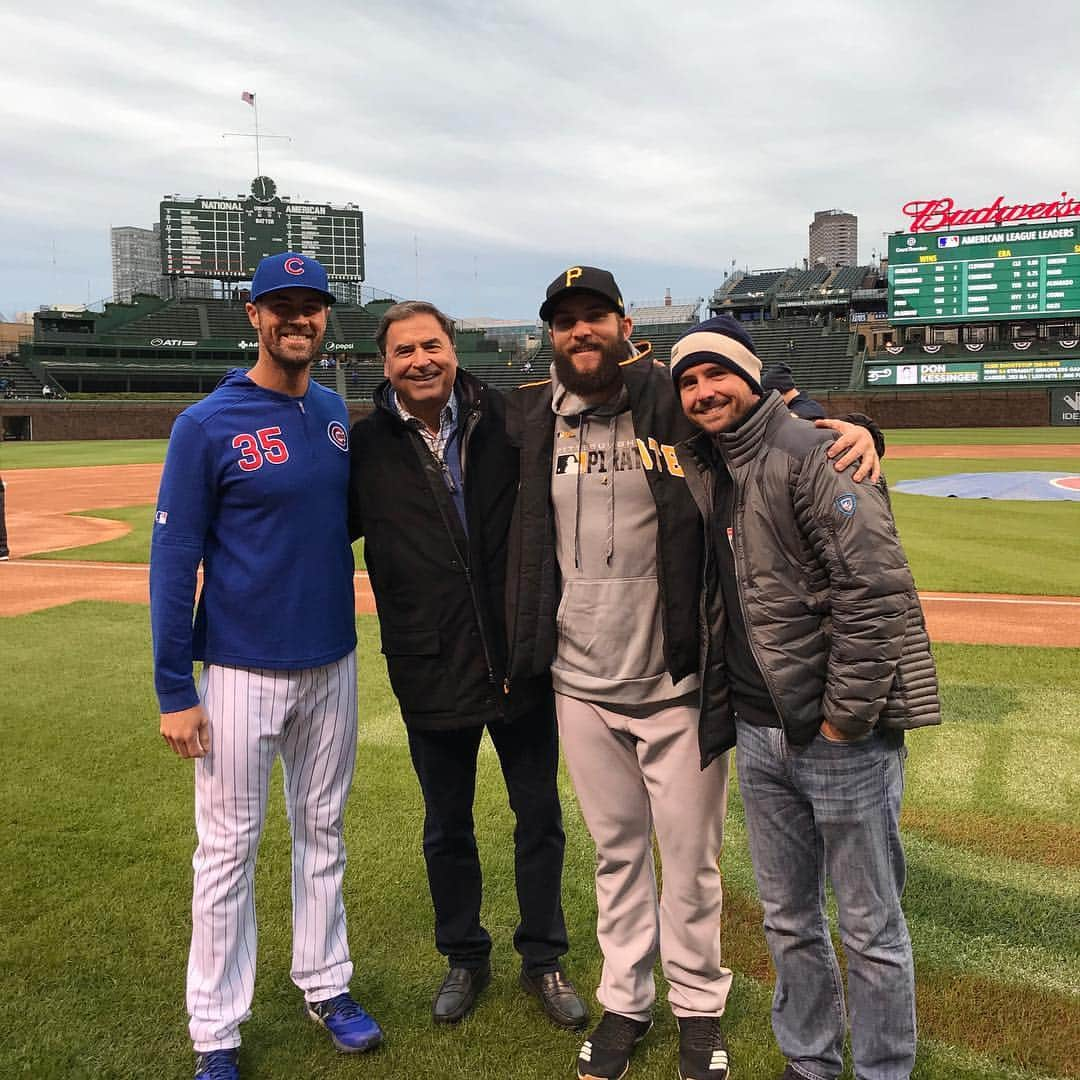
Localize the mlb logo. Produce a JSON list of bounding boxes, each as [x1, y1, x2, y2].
[[155, 510, 168, 525], [834, 493, 857, 518], [938, 235, 960, 249]]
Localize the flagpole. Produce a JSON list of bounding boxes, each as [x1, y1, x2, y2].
[[227, 93, 289, 180], [254, 98, 261, 176]]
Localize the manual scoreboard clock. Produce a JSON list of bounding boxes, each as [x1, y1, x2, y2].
[[160, 176, 364, 281]]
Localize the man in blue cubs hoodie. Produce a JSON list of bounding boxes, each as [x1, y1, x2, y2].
[[150, 254, 381, 1080]]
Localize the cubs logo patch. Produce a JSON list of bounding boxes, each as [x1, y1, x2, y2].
[[283, 256, 305, 276], [834, 493, 857, 518], [327, 420, 348, 452]]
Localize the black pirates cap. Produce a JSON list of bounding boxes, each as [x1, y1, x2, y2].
[[539, 265, 625, 322]]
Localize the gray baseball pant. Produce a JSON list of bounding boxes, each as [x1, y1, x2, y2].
[[555, 692, 732, 1020]]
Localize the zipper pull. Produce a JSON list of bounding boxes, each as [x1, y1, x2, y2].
[[298, 401, 305, 414], [503, 677, 510, 695], [441, 461, 458, 493]]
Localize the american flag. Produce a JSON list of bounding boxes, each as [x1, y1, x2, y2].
[[241, 90, 255, 106]]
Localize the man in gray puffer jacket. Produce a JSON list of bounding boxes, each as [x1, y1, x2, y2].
[[673, 316, 940, 1080]]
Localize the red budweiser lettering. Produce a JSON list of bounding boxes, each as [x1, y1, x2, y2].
[[902, 192, 1080, 232]]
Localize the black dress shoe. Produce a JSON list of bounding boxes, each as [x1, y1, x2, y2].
[[433, 962, 491, 1023], [520, 966, 590, 1029]]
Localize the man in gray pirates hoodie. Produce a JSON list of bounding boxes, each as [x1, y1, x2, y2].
[[505, 267, 882, 1080]]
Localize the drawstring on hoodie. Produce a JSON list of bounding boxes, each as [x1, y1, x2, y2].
[[573, 419, 584, 569], [554, 350, 643, 571], [572, 412, 617, 568], [604, 414, 616, 564]]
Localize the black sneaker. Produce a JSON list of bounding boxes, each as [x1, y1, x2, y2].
[[577, 1011, 652, 1080], [677, 1016, 730, 1080]]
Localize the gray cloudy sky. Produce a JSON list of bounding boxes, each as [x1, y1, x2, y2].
[[3, 0, 1079, 319]]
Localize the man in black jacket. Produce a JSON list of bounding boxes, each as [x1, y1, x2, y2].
[[348, 301, 586, 1030], [673, 317, 939, 1080], [761, 361, 826, 420], [505, 270, 881, 1080]]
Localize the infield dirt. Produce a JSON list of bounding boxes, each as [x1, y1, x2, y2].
[[1, 460, 1077, 646]]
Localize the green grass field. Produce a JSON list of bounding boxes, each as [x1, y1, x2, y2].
[[1, 607, 1076, 1080], [0, 438, 169, 469], [2, 430, 1078, 1078]]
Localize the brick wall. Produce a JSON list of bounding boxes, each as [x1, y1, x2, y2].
[[818, 390, 1052, 428], [0, 390, 1059, 440]]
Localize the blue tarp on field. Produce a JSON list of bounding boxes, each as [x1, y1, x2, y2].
[[893, 472, 1080, 501]]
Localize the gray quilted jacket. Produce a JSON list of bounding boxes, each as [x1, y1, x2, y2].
[[678, 392, 940, 751]]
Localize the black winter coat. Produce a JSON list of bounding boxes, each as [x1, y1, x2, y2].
[[504, 349, 722, 754], [349, 369, 549, 730]]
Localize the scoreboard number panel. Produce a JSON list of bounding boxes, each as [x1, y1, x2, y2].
[[160, 176, 364, 281], [888, 225, 1080, 323]]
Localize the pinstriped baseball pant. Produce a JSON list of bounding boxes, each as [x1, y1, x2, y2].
[[187, 653, 358, 1052]]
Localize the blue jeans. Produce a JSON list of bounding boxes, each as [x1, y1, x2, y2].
[[735, 720, 915, 1080]]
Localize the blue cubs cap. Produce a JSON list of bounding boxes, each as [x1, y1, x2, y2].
[[250, 252, 336, 305], [670, 316, 763, 395]]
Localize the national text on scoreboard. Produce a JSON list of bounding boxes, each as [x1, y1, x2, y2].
[[159, 176, 364, 281], [887, 224, 1080, 324]]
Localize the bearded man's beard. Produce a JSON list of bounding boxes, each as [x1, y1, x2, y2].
[[552, 335, 630, 398]]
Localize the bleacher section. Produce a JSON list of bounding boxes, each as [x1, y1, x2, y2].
[[745, 317, 855, 391], [827, 265, 873, 292], [16, 294, 859, 400], [627, 302, 701, 324], [0, 355, 51, 398], [775, 267, 830, 296], [23, 295, 530, 400], [203, 303, 252, 340], [714, 265, 881, 317], [111, 302, 204, 341], [724, 270, 787, 301]]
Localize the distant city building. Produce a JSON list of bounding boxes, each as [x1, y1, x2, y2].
[[0, 320, 33, 357], [110, 224, 213, 302], [809, 209, 858, 268]]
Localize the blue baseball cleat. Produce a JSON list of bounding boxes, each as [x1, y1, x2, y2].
[[306, 992, 383, 1052], [194, 1048, 239, 1079]]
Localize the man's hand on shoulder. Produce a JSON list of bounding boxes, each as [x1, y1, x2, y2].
[[815, 419, 881, 484], [161, 704, 210, 758]]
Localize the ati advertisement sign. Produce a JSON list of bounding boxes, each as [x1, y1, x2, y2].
[[1051, 388, 1080, 425], [866, 358, 1080, 387]]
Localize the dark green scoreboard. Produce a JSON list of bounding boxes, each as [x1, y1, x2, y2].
[[888, 224, 1080, 323], [160, 175, 364, 281]]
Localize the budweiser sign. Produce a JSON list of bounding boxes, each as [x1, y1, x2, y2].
[[902, 193, 1080, 232]]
